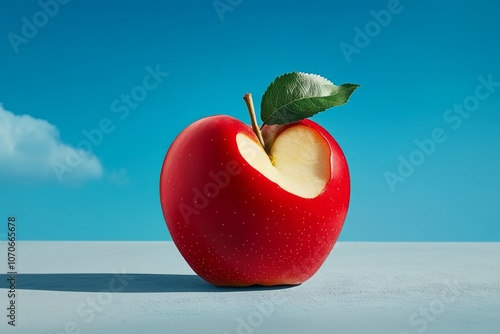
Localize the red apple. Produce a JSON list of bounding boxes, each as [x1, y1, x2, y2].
[[159, 113, 350, 286]]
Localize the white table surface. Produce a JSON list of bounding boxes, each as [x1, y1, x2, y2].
[[0, 241, 499, 334]]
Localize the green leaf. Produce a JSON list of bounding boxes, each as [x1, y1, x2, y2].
[[260, 72, 359, 125]]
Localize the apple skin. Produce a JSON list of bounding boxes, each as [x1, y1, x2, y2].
[[159, 115, 350, 286]]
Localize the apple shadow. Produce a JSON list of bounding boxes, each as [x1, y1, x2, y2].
[[0, 273, 297, 293]]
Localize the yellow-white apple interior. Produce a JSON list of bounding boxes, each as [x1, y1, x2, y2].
[[236, 125, 330, 198]]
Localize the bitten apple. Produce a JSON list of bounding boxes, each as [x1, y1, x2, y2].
[[160, 72, 358, 286], [159, 115, 349, 286]]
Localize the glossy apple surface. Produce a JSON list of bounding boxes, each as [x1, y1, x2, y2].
[[159, 115, 349, 286]]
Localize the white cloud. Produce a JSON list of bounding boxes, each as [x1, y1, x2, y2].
[[0, 104, 103, 183]]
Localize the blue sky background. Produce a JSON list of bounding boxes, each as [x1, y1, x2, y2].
[[0, 0, 499, 241]]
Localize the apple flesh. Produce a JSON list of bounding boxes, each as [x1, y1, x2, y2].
[[159, 115, 349, 286], [238, 123, 330, 198]]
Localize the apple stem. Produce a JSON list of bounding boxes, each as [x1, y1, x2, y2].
[[243, 93, 268, 154]]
